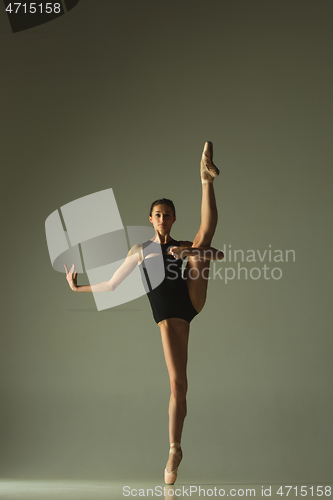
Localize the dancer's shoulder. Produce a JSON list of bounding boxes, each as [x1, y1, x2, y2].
[[128, 243, 144, 264], [129, 243, 143, 251]]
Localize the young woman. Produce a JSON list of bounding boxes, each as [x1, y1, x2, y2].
[[64, 142, 224, 484]]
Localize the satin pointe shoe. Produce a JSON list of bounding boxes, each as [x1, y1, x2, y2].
[[164, 442, 183, 485], [200, 141, 220, 182]]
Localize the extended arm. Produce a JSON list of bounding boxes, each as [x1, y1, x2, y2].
[[64, 244, 142, 292]]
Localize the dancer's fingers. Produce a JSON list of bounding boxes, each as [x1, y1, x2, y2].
[[168, 247, 181, 259]]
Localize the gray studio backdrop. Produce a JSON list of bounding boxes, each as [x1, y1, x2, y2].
[[1, 0, 332, 484]]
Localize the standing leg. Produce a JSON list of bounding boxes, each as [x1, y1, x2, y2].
[[186, 142, 220, 313], [160, 318, 189, 483]]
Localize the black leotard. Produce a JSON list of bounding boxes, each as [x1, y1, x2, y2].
[[139, 238, 198, 324]]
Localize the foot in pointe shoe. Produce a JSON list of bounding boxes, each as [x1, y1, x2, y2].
[[164, 442, 182, 485], [200, 141, 220, 182]]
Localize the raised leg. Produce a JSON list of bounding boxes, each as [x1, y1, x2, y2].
[[186, 143, 219, 313], [192, 182, 218, 248], [160, 318, 189, 471]]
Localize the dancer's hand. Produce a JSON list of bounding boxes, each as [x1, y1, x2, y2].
[[64, 264, 78, 291], [168, 247, 189, 260]]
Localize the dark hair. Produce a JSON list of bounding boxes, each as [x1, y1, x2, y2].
[[149, 198, 176, 217]]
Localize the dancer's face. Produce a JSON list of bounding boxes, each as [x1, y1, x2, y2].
[[149, 204, 176, 234]]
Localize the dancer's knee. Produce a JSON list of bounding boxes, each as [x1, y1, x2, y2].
[[170, 379, 188, 403], [193, 234, 212, 248], [192, 232, 202, 248]]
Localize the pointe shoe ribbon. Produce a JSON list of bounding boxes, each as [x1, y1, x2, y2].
[[164, 442, 182, 485], [201, 141, 220, 183]]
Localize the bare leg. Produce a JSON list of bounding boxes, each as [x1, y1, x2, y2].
[[186, 143, 219, 312], [160, 318, 189, 472], [192, 182, 218, 248]]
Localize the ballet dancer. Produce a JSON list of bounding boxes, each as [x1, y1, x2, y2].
[[64, 142, 224, 484]]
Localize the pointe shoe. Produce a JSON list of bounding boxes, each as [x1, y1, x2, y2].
[[164, 442, 182, 485], [200, 141, 220, 183]]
